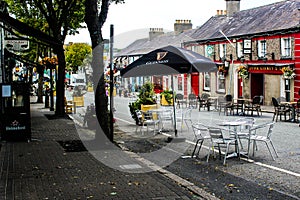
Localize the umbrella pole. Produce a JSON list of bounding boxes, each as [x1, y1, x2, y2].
[[171, 75, 178, 137]]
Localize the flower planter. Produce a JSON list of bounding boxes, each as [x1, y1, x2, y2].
[[161, 95, 173, 106], [73, 96, 84, 107]]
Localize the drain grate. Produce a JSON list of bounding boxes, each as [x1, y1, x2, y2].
[[57, 140, 87, 152]]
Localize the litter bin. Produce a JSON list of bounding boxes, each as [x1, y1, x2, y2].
[[0, 82, 31, 141]]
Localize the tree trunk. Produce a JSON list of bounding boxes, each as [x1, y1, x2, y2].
[[36, 65, 44, 103], [55, 46, 66, 116]]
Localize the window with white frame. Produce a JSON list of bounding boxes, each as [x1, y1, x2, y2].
[[237, 42, 243, 58], [178, 75, 183, 91], [258, 40, 267, 58], [217, 72, 225, 93], [219, 43, 226, 59], [281, 37, 291, 58], [203, 72, 210, 91]]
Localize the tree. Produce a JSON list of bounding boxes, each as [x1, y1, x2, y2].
[[65, 43, 92, 73], [5, 0, 86, 116], [84, 0, 124, 141]]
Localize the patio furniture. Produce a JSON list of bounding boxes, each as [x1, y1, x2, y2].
[[135, 110, 160, 135], [234, 117, 256, 149], [206, 126, 239, 165], [272, 97, 291, 122], [188, 93, 198, 108], [198, 93, 211, 111], [218, 95, 234, 116], [191, 123, 210, 158], [175, 93, 187, 108], [247, 122, 279, 160], [244, 96, 262, 116]]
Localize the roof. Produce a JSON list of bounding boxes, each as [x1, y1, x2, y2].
[[188, 0, 300, 43], [116, 29, 196, 57]]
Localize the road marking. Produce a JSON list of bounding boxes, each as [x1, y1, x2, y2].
[[115, 116, 300, 178]]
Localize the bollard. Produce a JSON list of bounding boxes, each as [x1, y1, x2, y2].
[[73, 102, 76, 114]]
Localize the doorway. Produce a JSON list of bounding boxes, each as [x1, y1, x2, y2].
[[251, 73, 264, 99]]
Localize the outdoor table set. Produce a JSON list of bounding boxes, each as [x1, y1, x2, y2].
[[191, 118, 278, 165]]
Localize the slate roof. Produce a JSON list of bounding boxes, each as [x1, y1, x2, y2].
[[116, 29, 196, 57], [187, 0, 300, 43], [116, 0, 300, 57]]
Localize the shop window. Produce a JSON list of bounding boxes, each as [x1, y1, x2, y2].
[[203, 72, 210, 91], [258, 40, 267, 58], [217, 72, 225, 93], [281, 37, 291, 58]]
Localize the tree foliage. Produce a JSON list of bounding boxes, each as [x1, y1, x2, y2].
[[5, 0, 87, 116], [65, 43, 92, 72]]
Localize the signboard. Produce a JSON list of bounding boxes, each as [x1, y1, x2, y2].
[[5, 34, 29, 51], [243, 39, 252, 54], [2, 84, 11, 97]]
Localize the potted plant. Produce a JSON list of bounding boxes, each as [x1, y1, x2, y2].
[[128, 82, 157, 125], [73, 85, 86, 107], [237, 65, 249, 79], [160, 90, 173, 106]]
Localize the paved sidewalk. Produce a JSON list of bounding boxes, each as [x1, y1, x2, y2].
[[0, 102, 217, 200]]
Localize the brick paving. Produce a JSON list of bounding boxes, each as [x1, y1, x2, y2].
[[0, 103, 217, 200]]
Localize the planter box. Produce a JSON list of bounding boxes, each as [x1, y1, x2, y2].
[[141, 104, 159, 112], [161, 95, 173, 106], [87, 86, 93, 92], [73, 96, 84, 107]]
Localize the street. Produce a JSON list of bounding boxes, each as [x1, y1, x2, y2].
[[72, 91, 300, 199]]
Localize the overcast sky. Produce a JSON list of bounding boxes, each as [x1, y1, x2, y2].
[[65, 0, 283, 48]]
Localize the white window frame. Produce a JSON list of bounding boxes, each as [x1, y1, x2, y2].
[[281, 37, 291, 58], [237, 42, 243, 58], [216, 72, 225, 93], [219, 43, 226, 59], [203, 72, 210, 91], [258, 40, 267, 58]]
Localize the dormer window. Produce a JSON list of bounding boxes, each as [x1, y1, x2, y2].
[[281, 37, 291, 58], [258, 40, 267, 58]]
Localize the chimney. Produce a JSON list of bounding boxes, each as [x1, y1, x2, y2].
[[216, 10, 227, 16], [225, 0, 240, 17], [174, 19, 192, 34], [149, 28, 164, 41]]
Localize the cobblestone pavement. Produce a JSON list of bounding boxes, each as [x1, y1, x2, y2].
[[0, 102, 218, 200]]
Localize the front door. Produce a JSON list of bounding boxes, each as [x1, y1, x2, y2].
[[251, 73, 264, 99]]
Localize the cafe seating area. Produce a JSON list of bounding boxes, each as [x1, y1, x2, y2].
[[130, 94, 290, 166]]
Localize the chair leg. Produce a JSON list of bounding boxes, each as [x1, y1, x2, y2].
[[270, 140, 279, 158], [265, 142, 275, 160]]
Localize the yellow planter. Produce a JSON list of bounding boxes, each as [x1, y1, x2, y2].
[[73, 96, 84, 107], [161, 95, 173, 106], [141, 104, 159, 112], [87, 86, 93, 92]]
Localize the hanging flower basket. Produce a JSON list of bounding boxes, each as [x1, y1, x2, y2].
[[218, 66, 228, 76], [237, 65, 249, 79], [40, 56, 58, 68], [281, 67, 296, 79]]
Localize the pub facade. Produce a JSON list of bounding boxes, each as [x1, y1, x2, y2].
[[183, 0, 300, 105]]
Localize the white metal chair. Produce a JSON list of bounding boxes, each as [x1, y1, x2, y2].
[[158, 108, 173, 131], [247, 122, 279, 160], [135, 110, 160, 135], [233, 117, 256, 149], [191, 123, 210, 158], [207, 127, 239, 165]]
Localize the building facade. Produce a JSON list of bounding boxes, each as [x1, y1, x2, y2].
[[184, 0, 300, 105]]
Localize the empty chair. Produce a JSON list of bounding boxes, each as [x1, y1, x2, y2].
[[135, 110, 160, 135], [198, 93, 210, 111], [191, 123, 210, 158], [188, 93, 198, 108], [207, 127, 239, 165], [244, 96, 262, 116], [218, 95, 234, 116], [175, 93, 187, 108], [247, 122, 279, 160], [272, 97, 291, 121], [234, 117, 256, 149]]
